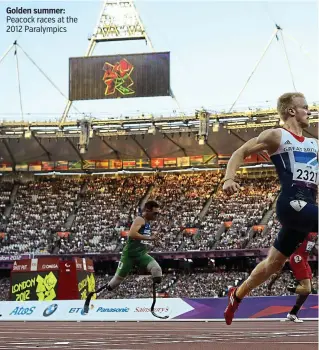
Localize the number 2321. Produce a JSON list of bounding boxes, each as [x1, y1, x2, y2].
[[296, 169, 318, 183]]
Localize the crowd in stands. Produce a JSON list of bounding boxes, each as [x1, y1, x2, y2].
[[95, 273, 177, 299], [1, 179, 80, 254], [177, 177, 279, 252], [247, 212, 281, 249], [1, 270, 317, 301], [208, 178, 279, 250], [0, 182, 13, 231], [0, 173, 312, 257], [168, 271, 244, 298], [0, 277, 10, 301], [180, 231, 216, 252], [148, 172, 222, 252], [0, 182, 12, 213], [65, 176, 153, 254]]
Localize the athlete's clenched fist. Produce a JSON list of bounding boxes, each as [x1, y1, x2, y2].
[[222, 179, 241, 195]]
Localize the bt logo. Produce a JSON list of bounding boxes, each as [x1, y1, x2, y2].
[[69, 305, 94, 315], [69, 307, 86, 315]]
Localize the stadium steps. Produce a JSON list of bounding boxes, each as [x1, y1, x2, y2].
[[271, 193, 279, 209], [245, 192, 278, 247], [211, 224, 226, 248], [179, 184, 220, 251], [174, 190, 213, 251], [64, 213, 76, 231], [251, 193, 278, 238], [259, 208, 275, 226], [198, 185, 219, 220], [3, 183, 19, 221], [138, 184, 154, 209], [246, 208, 275, 247], [64, 181, 88, 230]]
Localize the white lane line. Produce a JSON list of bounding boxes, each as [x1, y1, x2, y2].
[[235, 341, 318, 344], [6, 325, 317, 330], [278, 342, 318, 344], [0, 327, 316, 333]]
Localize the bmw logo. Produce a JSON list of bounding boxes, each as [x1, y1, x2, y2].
[[43, 304, 58, 317]]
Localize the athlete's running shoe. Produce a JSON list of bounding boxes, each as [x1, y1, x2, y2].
[[224, 287, 241, 325], [286, 313, 304, 323]]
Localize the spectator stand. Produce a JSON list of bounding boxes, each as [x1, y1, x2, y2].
[[69, 175, 154, 254], [149, 172, 222, 253], [2, 178, 81, 255], [0, 181, 16, 235]]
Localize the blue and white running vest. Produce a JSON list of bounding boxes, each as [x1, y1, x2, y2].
[[270, 128, 318, 203]]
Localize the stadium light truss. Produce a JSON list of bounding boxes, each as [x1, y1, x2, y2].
[[0, 107, 317, 140]]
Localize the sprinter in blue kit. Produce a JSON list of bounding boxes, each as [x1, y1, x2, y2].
[[222, 92, 318, 325]]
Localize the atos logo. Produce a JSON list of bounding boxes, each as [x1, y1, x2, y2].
[[43, 304, 58, 317], [10, 306, 36, 316]]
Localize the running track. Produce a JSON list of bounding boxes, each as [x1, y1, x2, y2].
[[0, 321, 317, 349]]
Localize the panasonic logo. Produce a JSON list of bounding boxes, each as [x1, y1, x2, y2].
[[96, 307, 129, 313]]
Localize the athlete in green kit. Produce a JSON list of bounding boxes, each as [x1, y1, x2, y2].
[[83, 200, 169, 318], [106, 200, 163, 292]]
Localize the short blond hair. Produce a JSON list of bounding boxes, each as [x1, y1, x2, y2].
[[277, 92, 305, 121]]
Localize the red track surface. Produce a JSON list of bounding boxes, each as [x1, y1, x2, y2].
[[0, 321, 317, 349]]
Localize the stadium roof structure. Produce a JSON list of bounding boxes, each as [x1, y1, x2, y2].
[[1, 3, 317, 169], [0, 107, 317, 165]]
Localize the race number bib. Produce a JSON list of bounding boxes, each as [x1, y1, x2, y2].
[[293, 163, 318, 186]]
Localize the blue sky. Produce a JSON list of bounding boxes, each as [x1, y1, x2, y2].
[[0, 0, 317, 122]]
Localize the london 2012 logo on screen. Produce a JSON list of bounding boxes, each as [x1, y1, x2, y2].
[[102, 59, 135, 96]]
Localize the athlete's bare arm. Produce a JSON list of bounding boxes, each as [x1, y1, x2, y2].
[[128, 217, 157, 241], [223, 129, 281, 195]]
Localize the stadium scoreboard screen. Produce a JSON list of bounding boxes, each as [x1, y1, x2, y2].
[[69, 52, 170, 101]]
